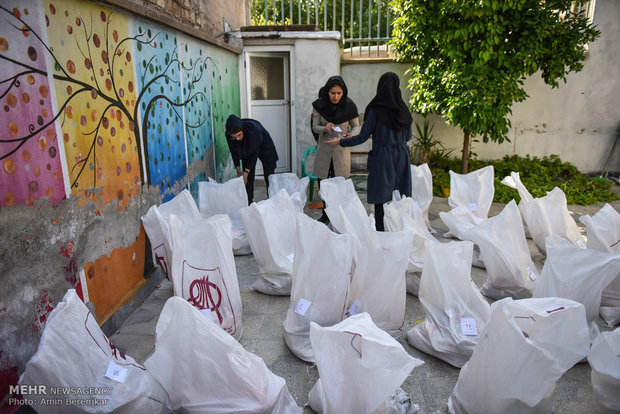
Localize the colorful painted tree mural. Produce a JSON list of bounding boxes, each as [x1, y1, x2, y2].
[[1, 0, 217, 207]]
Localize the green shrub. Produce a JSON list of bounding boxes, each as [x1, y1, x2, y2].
[[426, 154, 618, 205]]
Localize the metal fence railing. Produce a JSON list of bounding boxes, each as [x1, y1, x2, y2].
[[250, 0, 394, 58]]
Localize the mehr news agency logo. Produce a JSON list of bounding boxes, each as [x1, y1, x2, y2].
[[9, 385, 112, 407]]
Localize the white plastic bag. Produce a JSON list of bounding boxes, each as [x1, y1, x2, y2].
[[19, 290, 171, 414], [467, 200, 537, 300], [268, 172, 310, 210], [587, 328, 620, 411], [326, 195, 375, 237], [318, 176, 358, 209], [141, 189, 201, 279], [283, 214, 353, 362], [384, 195, 440, 296], [198, 176, 251, 255], [500, 171, 533, 238], [439, 205, 486, 242], [448, 297, 590, 414], [144, 296, 301, 414], [407, 240, 491, 367], [520, 187, 585, 255], [169, 214, 243, 340], [580, 203, 620, 326], [345, 216, 412, 334], [308, 313, 424, 414], [533, 235, 620, 339], [410, 163, 434, 232], [240, 189, 298, 295], [448, 166, 495, 219]]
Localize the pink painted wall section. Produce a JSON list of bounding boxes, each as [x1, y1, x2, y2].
[[0, 3, 66, 207]]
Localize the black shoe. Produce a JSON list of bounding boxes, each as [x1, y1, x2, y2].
[[317, 211, 330, 224]]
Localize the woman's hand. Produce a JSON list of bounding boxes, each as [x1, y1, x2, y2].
[[341, 133, 352, 139], [325, 137, 341, 146], [323, 122, 335, 133]]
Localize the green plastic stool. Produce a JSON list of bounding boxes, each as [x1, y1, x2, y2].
[[301, 145, 318, 201]]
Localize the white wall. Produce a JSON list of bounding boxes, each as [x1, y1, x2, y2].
[[345, 1, 620, 174]]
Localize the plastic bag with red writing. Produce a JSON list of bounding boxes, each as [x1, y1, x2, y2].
[[169, 214, 243, 340], [20, 289, 171, 414]]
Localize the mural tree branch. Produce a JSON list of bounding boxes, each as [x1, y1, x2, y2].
[[391, 0, 600, 173]]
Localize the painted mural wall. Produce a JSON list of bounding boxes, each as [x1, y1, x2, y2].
[[0, 0, 239, 406]]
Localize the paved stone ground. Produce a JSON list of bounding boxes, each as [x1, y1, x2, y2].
[[110, 179, 619, 414]]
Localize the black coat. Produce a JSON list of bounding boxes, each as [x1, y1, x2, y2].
[[225, 115, 278, 172]]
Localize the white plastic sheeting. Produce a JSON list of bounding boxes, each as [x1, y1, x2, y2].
[[240, 189, 298, 295], [19, 290, 171, 414], [580, 203, 620, 326], [448, 297, 590, 414], [588, 328, 620, 411], [407, 240, 491, 368], [284, 214, 353, 362], [519, 187, 585, 255], [144, 297, 301, 414], [141, 189, 201, 279], [308, 313, 424, 414], [410, 163, 434, 232], [344, 215, 413, 334], [533, 235, 620, 340], [198, 176, 251, 255], [467, 200, 537, 299], [268, 172, 310, 210], [384, 194, 440, 296], [168, 214, 243, 340]]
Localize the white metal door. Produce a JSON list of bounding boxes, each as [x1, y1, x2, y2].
[[245, 52, 290, 174]]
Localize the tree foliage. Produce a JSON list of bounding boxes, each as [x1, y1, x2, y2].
[[390, 0, 600, 172]]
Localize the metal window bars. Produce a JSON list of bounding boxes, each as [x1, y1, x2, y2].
[[252, 0, 394, 58]]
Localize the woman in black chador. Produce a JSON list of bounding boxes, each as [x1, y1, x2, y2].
[[225, 115, 279, 204], [326, 72, 413, 231]]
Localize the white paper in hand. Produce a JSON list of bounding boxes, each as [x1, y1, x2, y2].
[[333, 126, 342, 132]]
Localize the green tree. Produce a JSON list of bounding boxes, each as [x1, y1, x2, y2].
[[390, 0, 600, 173]]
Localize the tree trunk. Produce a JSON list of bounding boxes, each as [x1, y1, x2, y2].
[[461, 129, 470, 174]]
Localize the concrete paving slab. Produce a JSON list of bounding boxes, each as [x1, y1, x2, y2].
[[109, 179, 620, 413]]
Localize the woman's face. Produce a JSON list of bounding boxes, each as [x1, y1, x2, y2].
[[328, 85, 344, 105]]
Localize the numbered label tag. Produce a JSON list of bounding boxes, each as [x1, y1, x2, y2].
[[287, 253, 295, 264], [348, 300, 361, 316], [294, 298, 312, 316], [527, 266, 537, 281], [468, 203, 478, 212], [200, 308, 214, 321], [460, 317, 478, 336], [576, 240, 586, 249], [105, 360, 128, 383]]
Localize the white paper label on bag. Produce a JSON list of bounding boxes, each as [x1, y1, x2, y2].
[[527, 266, 537, 281], [576, 240, 586, 249], [200, 309, 214, 321], [333, 126, 342, 132], [287, 253, 295, 263], [348, 300, 361, 315], [105, 360, 128, 383], [460, 318, 478, 336], [468, 203, 478, 211], [294, 298, 312, 316]]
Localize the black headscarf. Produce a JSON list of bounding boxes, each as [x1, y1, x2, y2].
[[312, 76, 359, 124], [365, 72, 413, 131]]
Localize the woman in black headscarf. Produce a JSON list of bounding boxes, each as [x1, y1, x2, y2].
[[326, 72, 413, 231], [311, 76, 360, 222]]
